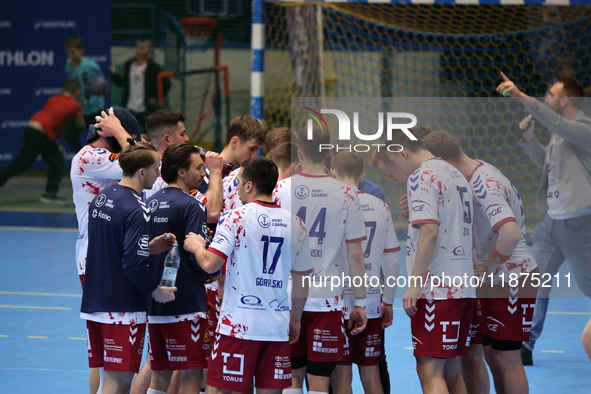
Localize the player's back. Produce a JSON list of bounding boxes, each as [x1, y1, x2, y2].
[[470, 160, 536, 273], [211, 201, 308, 341], [343, 191, 400, 318], [407, 158, 475, 299], [222, 168, 241, 211], [71, 146, 122, 276], [275, 173, 366, 311], [82, 184, 152, 313]]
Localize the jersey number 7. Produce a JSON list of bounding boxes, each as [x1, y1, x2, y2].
[[261, 236, 284, 274]]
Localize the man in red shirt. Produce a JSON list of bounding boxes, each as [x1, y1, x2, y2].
[[0, 77, 85, 204]]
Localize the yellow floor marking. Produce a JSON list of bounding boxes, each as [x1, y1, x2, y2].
[[403, 347, 413, 350], [0, 305, 71, 310], [68, 337, 87, 340], [541, 350, 565, 353], [0, 335, 8, 337], [27, 336, 48, 339], [0, 291, 81, 297]]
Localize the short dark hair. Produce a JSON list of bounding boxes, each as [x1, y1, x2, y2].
[[62, 77, 80, 94], [240, 156, 278, 196], [265, 127, 295, 153], [266, 142, 299, 170], [421, 130, 463, 162], [161, 144, 201, 184], [119, 142, 158, 177], [559, 78, 584, 109], [146, 110, 185, 143], [226, 115, 265, 145], [388, 126, 432, 153], [296, 125, 330, 164], [331, 152, 364, 180], [64, 35, 83, 49]]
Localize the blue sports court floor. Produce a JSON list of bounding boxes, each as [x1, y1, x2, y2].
[[0, 210, 590, 393]]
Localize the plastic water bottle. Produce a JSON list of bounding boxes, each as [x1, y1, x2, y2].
[[160, 243, 180, 287]]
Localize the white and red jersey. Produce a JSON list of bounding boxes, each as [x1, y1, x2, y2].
[[208, 201, 311, 341], [342, 191, 400, 319], [222, 168, 242, 212], [142, 165, 207, 205], [71, 145, 122, 276], [273, 177, 291, 210], [407, 158, 475, 300], [274, 173, 367, 312], [470, 161, 537, 284]]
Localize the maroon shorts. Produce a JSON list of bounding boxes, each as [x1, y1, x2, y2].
[[411, 298, 475, 358], [148, 318, 210, 371], [206, 287, 220, 335], [468, 298, 485, 345], [86, 320, 146, 373], [479, 269, 538, 342], [290, 310, 345, 362], [338, 318, 382, 366], [207, 334, 291, 392]]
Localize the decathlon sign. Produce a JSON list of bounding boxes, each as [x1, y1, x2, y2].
[[303, 107, 417, 152]]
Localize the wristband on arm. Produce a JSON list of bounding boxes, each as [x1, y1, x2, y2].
[[490, 245, 511, 264], [354, 298, 367, 307]]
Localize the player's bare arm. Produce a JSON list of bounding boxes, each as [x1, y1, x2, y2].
[[483, 220, 521, 274], [203, 151, 224, 223], [346, 241, 368, 335], [148, 232, 177, 254], [381, 251, 399, 328], [403, 222, 438, 317], [290, 271, 311, 344], [151, 286, 177, 303], [183, 232, 225, 274]]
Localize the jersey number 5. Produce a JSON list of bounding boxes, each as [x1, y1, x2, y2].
[[456, 186, 472, 224]]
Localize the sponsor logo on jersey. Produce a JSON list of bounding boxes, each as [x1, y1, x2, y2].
[[153, 216, 168, 223], [240, 295, 262, 306], [108, 153, 119, 162], [95, 194, 107, 207], [258, 214, 270, 228], [452, 246, 465, 257], [148, 199, 158, 212], [294, 185, 309, 200], [92, 209, 111, 221], [138, 235, 150, 250]]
